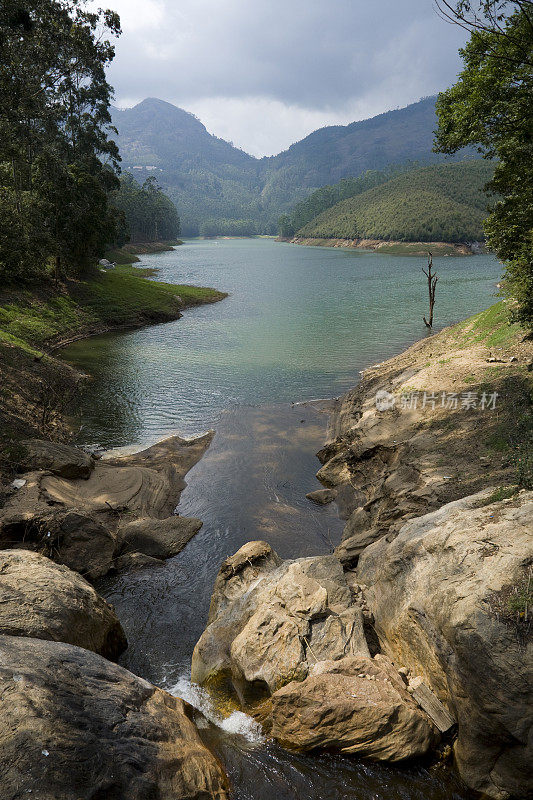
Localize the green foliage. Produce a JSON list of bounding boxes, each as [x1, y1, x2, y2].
[[199, 218, 258, 237], [0, 267, 225, 347], [112, 96, 474, 235], [296, 161, 493, 242], [0, 0, 121, 281], [434, 4, 533, 328], [111, 173, 180, 244], [278, 166, 414, 236]]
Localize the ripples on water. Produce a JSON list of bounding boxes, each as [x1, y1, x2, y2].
[[69, 239, 496, 798], [63, 238, 500, 450]]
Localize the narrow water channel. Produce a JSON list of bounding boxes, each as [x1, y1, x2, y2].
[[63, 239, 501, 799]]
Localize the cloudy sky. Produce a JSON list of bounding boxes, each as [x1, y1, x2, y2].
[[98, 0, 467, 157]]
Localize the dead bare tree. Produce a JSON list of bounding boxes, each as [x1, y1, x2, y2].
[[423, 253, 438, 329]]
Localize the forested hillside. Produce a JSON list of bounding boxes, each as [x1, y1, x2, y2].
[[111, 173, 180, 243], [278, 166, 413, 237], [111, 97, 472, 235], [296, 161, 494, 243]]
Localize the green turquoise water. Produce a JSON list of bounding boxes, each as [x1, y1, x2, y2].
[[63, 238, 501, 449], [64, 238, 498, 800]]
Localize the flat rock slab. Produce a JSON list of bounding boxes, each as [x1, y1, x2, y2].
[[40, 432, 214, 519], [0, 636, 229, 800], [117, 515, 203, 559], [0, 549, 126, 659]]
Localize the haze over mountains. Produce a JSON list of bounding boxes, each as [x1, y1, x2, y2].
[[111, 96, 473, 235]]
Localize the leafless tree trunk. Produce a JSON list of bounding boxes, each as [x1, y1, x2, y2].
[[423, 253, 438, 328]]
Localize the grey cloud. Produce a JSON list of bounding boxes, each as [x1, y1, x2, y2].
[[99, 0, 467, 154]]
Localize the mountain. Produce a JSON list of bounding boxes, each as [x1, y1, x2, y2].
[[111, 97, 472, 235], [296, 161, 494, 243]]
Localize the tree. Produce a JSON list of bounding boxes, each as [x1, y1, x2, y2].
[[110, 173, 180, 244], [422, 253, 438, 328], [434, 1, 533, 328], [0, 1, 121, 280]]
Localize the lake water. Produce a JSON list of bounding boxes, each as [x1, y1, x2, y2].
[[63, 238, 500, 800], [64, 238, 500, 450]]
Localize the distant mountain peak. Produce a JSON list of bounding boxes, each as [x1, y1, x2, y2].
[[111, 95, 469, 235]]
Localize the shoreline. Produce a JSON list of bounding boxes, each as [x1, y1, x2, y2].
[[282, 235, 479, 257], [0, 266, 227, 448]]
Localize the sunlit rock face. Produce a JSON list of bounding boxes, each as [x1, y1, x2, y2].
[[0, 635, 229, 800], [357, 490, 533, 800], [192, 541, 440, 763], [192, 542, 370, 701]]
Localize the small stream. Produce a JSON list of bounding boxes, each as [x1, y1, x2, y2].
[[63, 239, 501, 799]]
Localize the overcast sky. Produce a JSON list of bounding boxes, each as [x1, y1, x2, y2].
[[98, 0, 467, 157]]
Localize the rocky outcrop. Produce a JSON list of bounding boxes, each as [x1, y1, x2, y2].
[[18, 438, 95, 479], [357, 490, 533, 799], [0, 635, 229, 800], [314, 315, 531, 569], [0, 433, 213, 577], [192, 542, 370, 703], [0, 549, 126, 659], [193, 542, 442, 762], [270, 654, 439, 760]]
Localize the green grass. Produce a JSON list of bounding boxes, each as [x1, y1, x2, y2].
[[477, 485, 519, 506], [456, 301, 522, 348], [0, 266, 226, 350]]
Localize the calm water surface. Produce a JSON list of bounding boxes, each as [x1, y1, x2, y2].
[[64, 239, 499, 800]]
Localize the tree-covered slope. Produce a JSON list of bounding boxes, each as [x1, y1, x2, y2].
[[297, 161, 494, 242], [111, 97, 473, 235]]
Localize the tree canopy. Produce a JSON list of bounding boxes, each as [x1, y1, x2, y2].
[[434, 0, 533, 327], [293, 161, 493, 243], [111, 173, 180, 243], [0, 0, 121, 281]]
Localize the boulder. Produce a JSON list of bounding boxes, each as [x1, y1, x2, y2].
[[192, 543, 370, 704], [0, 549, 126, 659], [0, 635, 229, 800], [357, 490, 533, 799], [0, 509, 116, 581], [116, 515, 203, 560], [270, 654, 439, 760], [19, 439, 95, 479], [305, 488, 337, 505]]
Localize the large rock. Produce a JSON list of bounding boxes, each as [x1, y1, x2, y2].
[[270, 654, 439, 760], [0, 434, 214, 578], [116, 515, 203, 560], [0, 635, 229, 800], [192, 542, 370, 704], [0, 550, 126, 659], [40, 432, 215, 519], [19, 438, 95, 479], [357, 490, 533, 799]]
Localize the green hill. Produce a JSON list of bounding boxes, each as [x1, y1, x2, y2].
[[111, 97, 474, 235], [296, 161, 494, 243]]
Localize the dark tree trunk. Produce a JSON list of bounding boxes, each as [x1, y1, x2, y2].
[[423, 253, 438, 328]]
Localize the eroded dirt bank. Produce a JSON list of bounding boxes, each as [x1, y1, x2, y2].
[[287, 236, 476, 256]]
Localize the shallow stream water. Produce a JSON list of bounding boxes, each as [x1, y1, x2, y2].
[[63, 238, 501, 799]]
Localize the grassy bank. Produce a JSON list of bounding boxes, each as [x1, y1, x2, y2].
[[104, 240, 184, 265], [0, 265, 225, 353], [0, 266, 226, 445]]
